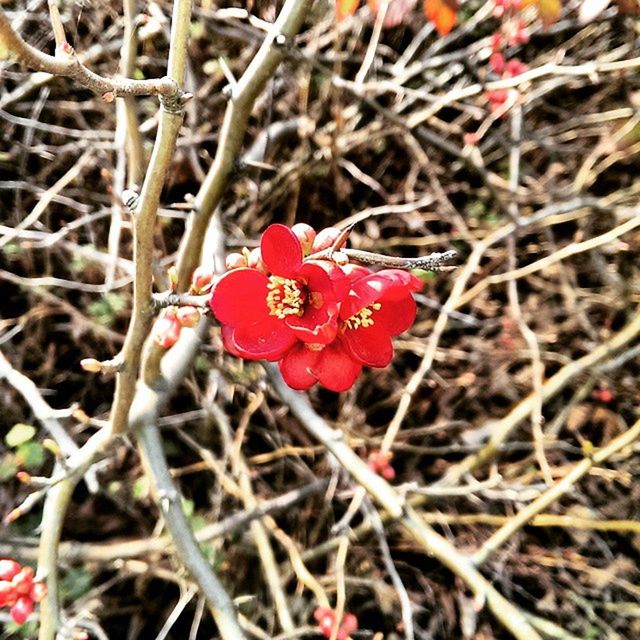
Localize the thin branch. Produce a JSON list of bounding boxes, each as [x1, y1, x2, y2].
[[175, 0, 313, 287], [0, 9, 178, 98], [265, 363, 543, 640]]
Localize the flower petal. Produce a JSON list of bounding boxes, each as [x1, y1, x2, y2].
[[313, 341, 362, 392], [279, 343, 319, 389], [260, 224, 303, 277], [232, 317, 296, 361], [375, 294, 417, 336], [210, 268, 271, 327], [343, 322, 394, 367], [286, 262, 339, 343], [340, 269, 422, 319]]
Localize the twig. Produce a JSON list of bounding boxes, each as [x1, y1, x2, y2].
[[0, 9, 178, 98], [175, 0, 313, 287], [108, 0, 192, 434], [471, 417, 640, 566], [265, 363, 543, 640]]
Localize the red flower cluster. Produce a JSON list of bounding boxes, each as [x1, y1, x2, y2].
[[486, 3, 529, 113], [314, 607, 358, 640], [210, 224, 423, 392], [0, 559, 46, 625], [368, 449, 395, 480]]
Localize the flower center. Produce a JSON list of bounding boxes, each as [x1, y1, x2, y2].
[[344, 302, 381, 330], [266, 276, 305, 319]]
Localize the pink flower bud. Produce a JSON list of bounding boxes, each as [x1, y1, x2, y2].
[[291, 223, 316, 254], [176, 306, 200, 328], [311, 227, 341, 253], [225, 252, 248, 270], [0, 560, 21, 582], [191, 266, 214, 293], [489, 52, 505, 74], [12, 567, 34, 595], [0, 581, 17, 607], [29, 581, 47, 603], [341, 613, 358, 633], [248, 248, 268, 274], [153, 313, 182, 349], [10, 595, 33, 625]]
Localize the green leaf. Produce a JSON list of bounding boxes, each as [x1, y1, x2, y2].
[[5, 423, 36, 448], [16, 442, 45, 471]]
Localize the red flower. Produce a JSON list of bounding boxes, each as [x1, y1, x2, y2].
[[339, 267, 422, 367], [278, 266, 422, 391], [211, 224, 346, 361]]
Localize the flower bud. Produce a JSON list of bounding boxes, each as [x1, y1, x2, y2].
[[248, 248, 268, 274], [30, 581, 47, 603], [311, 227, 341, 253], [12, 566, 34, 595], [167, 266, 179, 291], [191, 266, 214, 293], [0, 580, 17, 607], [153, 312, 182, 349], [0, 560, 21, 582], [10, 595, 33, 625], [176, 306, 200, 328], [225, 252, 248, 270], [291, 223, 316, 254], [80, 358, 102, 373]]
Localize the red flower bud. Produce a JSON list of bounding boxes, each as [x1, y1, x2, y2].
[[225, 252, 248, 270], [153, 312, 182, 349], [0, 559, 21, 581], [191, 266, 215, 293], [0, 581, 18, 607], [291, 223, 316, 254], [12, 566, 34, 595], [311, 227, 341, 253], [10, 595, 33, 625], [176, 306, 201, 328], [341, 612, 358, 633], [489, 52, 505, 74]]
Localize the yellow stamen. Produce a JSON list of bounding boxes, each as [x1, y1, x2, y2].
[[344, 302, 381, 330], [267, 276, 305, 319]]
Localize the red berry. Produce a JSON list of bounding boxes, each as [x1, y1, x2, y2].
[[0, 581, 18, 607], [489, 52, 506, 74], [30, 581, 47, 603], [12, 566, 34, 595], [10, 596, 33, 625], [381, 464, 396, 481], [0, 559, 21, 581], [491, 32, 502, 52]]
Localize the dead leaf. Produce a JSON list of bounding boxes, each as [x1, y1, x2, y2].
[[537, 0, 563, 26], [336, 0, 360, 21], [423, 0, 458, 35]]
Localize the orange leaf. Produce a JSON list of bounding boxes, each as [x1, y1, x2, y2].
[[537, 0, 562, 26], [423, 0, 458, 35], [336, 0, 360, 21], [615, 0, 640, 14]]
